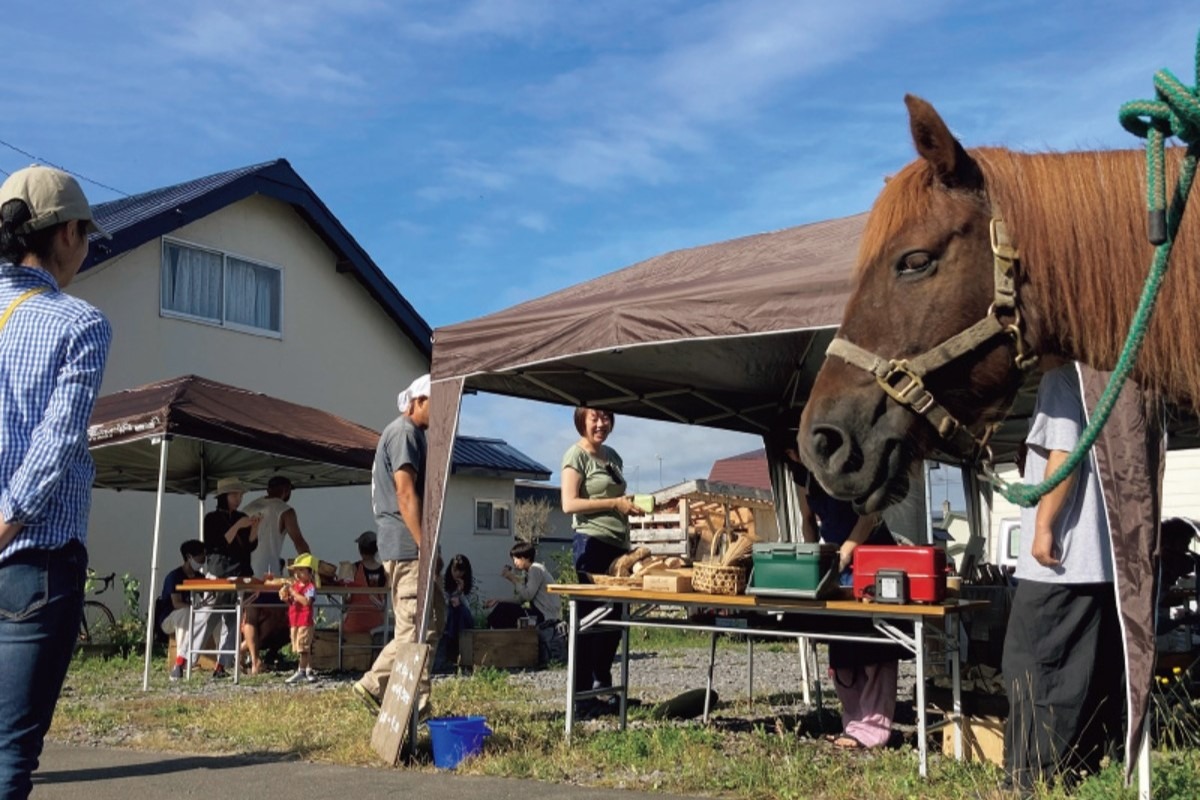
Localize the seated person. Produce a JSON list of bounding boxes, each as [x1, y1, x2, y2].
[[1159, 517, 1200, 624], [485, 541, 562, 628], [434, 554, 477, 670], [343, 531, 388, 636], [160, 539, 207, 681]]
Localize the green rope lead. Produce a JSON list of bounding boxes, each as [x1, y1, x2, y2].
[[992, 30, 1200, 508]]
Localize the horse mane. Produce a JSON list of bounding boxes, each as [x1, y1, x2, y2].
[[860, 145, 1200, 407]]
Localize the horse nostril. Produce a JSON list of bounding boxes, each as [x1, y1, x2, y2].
[[811, 425, 845, 464]]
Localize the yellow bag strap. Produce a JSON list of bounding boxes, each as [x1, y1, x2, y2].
[[0, 287, 49, 333]]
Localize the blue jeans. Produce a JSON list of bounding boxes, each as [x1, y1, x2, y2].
[[0, 541, 87, 799]]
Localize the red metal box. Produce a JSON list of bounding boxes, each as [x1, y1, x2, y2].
[[852, 545, 947, 603]]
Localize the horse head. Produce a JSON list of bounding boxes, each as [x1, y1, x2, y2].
[[799, 95, 1028, 512]]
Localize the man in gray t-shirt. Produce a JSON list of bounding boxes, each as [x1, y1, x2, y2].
[[371, 414, 426, 562], [355, 374, 445, 716], [1003, 362, 1123, 792]]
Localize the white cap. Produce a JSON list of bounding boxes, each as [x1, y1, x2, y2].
[[397, 373, 431, 413]]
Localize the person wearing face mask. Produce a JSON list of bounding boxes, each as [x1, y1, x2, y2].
[[342, 531, 387, 635], [159, 540, 207, 681]]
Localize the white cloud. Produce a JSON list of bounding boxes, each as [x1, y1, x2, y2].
[[400, 0, 558, 42], [516, 212, 549, 232], [513, 1, 944, 189]]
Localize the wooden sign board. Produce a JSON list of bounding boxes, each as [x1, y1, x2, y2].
[[370, 642, 430, 766]]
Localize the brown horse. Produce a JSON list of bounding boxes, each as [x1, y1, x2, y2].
[[799, 94, 1200, 512]]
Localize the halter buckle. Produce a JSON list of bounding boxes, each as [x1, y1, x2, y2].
[[989, 218, 1018, 263], [878, 361, 934, 414]]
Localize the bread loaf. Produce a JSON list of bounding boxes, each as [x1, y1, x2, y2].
[[610, 546, 652, 577]]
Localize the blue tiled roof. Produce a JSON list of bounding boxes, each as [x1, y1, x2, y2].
[[452, 436, 551, 479], [83, 159, 430, 359]]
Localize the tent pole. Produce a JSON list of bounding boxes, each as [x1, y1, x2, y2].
[[141, 436, 171, 691]]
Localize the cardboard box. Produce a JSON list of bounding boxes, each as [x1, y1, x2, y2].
[[941, 715, 1004, 766], [643, 570, 693, 593], [458, 628, 539, 669]]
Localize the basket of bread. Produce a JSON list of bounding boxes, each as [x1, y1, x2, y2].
[[691, 529, 753, 596], [587, 547, 690, 587]]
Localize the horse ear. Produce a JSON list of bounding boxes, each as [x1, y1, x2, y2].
[[904, 94, 982, 190]]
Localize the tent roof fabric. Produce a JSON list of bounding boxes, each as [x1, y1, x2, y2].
[[432, 213, 867, 437], [87, 375, 379, 495], [85, 159, 432, 359]]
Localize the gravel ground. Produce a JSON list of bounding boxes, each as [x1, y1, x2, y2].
[[451, 639, 923, 730], [108, 634, 927, 734]]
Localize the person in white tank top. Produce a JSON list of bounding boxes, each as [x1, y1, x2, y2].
[[243, 477, 310, 577]]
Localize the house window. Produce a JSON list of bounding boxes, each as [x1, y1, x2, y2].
[[161, 240, 282, 335], [475, 500, 511, 534]]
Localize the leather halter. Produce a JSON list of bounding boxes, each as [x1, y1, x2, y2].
[[825, 218, 1037, 456]]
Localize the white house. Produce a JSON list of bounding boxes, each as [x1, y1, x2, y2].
[[444, 437, 552, 602], [68, 160, 542, 605]]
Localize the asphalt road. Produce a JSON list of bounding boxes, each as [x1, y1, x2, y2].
[[33, 743, 687, 800]]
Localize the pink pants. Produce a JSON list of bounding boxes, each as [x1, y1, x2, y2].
[[830, 661, 897, 748]]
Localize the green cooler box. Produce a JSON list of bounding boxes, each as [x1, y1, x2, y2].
[[747, 542, 841, 599]]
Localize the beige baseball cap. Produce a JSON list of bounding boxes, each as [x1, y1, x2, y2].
[[0, 165, 110, 239]]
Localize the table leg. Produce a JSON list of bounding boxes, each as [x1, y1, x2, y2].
[[618, 602, 629, 732], [950, 617, 962, 760], [186, 603, 195, 680], [233, 592, 243, 684], [747, 639, 755, 705], [565, 599, 579, 739], [915, 616, 927, 778], [798, 636, 812, 706], [704, 631, 718, 722]]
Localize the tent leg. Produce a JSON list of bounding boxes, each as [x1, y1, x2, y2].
[[1137, 727, 1150, 800], [141, 437, 170, 691]]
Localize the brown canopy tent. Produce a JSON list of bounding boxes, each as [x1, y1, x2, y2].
[[87, 374, 379, 689], [423, 212, 1167, 782]]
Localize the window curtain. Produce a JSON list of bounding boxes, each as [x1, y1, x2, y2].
[[225, 257, 280, 332], [162, 244, 222, 321]]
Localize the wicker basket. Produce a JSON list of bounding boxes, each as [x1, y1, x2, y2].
[[692, 530, 749, 596], [587, 573, 644, 588]]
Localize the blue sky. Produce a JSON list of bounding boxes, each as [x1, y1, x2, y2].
[[6, 1, 1197, 490]]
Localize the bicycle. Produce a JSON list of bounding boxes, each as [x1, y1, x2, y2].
[[79, 570, 117, 644]]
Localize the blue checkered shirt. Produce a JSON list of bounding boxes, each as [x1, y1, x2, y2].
[[1, 263, 111, 562]]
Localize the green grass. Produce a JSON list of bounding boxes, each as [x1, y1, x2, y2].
[[48, 651, 1200, 800]]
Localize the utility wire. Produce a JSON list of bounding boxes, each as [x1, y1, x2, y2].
[[0, 137, 128, 197]]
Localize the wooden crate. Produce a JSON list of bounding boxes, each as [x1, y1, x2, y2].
[[630, 504, 689, 556], [458, 628, 539, 669], [941, 715, 1004, 766], [167, 633, 218, 671], [311, 629, 377, 671]]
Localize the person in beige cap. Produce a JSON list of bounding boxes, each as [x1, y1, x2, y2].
[[353, 374, 445, 718], [0, 165, 112, 796]]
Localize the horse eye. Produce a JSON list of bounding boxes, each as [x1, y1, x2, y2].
[[896, 250, 935, 276]]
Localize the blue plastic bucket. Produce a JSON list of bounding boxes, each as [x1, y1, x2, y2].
[[426, 715, 491, 769]]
